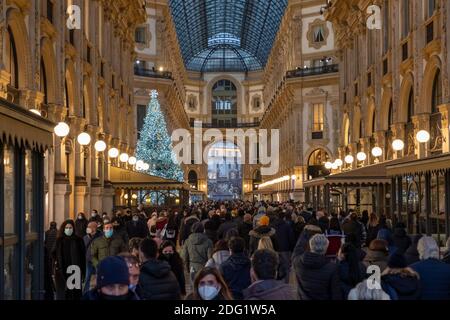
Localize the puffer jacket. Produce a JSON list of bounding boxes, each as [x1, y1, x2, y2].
[[181, 232, 213, 274], [90, 235, 127, 268], [220, 253, 252, 300], [293, 251, 342, 300], [205, 250, 231, 268], [381, 268, 421, 300], [243, 279, 297, 300], [248, 226, 279, 255], [138, 258, 180, 300]]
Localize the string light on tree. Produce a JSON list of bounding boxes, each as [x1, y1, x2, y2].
[[136, 90, 184, 181]]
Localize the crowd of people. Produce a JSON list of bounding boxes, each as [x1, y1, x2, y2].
[[43, 201, 450, 300]]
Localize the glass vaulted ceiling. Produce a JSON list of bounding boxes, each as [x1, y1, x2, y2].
[[168, 0, 288, 73]]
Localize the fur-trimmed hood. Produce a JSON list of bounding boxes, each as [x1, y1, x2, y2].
[[249, 226, 275, 239]]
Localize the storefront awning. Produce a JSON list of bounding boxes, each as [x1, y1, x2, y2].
[[386, 153, 450, 176], [0, 98, 54, 152], [110, 166, 190, 190], [303, 157, 413, 188]]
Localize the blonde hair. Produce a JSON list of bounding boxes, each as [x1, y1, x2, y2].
[[257, 237, 274, 251]]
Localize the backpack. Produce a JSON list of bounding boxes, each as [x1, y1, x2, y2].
[[325, 231, 345, 258]]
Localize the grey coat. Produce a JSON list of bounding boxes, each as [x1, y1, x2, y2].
[[181, 232, 213, 273]]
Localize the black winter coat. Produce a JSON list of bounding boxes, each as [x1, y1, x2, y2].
[[392, 228, 411, 254], [220, 253, 252, 300], [365, 224, 381, 247], [293, 252, 342, 300], [381, 270, 421, 300], [271, 218, 295, 252], [237, 221, 253, 249], [159, 253, 186, 296], [75, 218, 88, 238], [338, 260, 366, 298], [126, 219, 148, 239], [138, 258, 181, 300], [217, 220, 238, 240], [55, 235, 86, 279]]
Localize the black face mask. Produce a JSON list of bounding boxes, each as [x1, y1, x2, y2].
[[100, 292, 129, 301], [163, 253, 174, 260]]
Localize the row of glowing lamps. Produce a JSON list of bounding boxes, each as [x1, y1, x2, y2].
[[259, 174, 297, 188], [324, 130, 432, 170], [53, 122, 150, 171]]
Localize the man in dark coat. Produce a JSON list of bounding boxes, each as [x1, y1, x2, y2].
[[126, 213, 148, 239], [243, 249, 297, 300], [45, 221, 58, 255], [237, 213, 253, 250], [83, 256, 138, 300], [292, 234, 342, 300], [138, 238, 181, 300], [220, 237, 251, 299], [270, 212, 295, 283], [392, 222, 411, 254], [217, 212, 238, 240], [82, 221, 102, 294], [341, 212, 366, 248]]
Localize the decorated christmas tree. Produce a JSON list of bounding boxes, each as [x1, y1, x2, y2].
[[136, 90, 184, 182]]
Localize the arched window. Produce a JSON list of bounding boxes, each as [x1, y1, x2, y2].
[[188, 170, 198, 190], [40, 57, 48, 104], [211, 80, 237, 127], [307, 149, 330, 179], [6, 26, 19, 89], [407, 88, 414, 123], [431, 68, 442, 114], [344, 117, 350, 146], [387, 100, 393, 129]]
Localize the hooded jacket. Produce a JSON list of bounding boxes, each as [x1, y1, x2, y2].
[[243, 279, 297, 300], [220, 253, 252, 300], [138, 258, 181, 300], [205, 250, 231, 268], [248, 226, 278, 255], [381, 268, 421, 300], [181, 232, 213, 273], [179, 215, 200, 245], [293, 251, 342, 300]]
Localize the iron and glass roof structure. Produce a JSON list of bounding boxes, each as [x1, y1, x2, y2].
[[168, 0, 288, 73]]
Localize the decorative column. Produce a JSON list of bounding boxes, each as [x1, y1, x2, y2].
[[359, 137, 371, 166], [391, 122, 406, 159], [348, 142, 358, 170], [374, 130, 387, 162], [102, 134, 116, 214]]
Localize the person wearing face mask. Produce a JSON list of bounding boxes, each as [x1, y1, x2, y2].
[[89, 209, 103, 225], [82, 221, 102, 294], [74, 212, 88, 238], [54, 219, 86, 300], [186, 267, 233, 300], [138, 238, 181, 300], [158, 240, 186, 297], [90, 222, 127, 269], [83, 256, 138, 300], [126, 213, 149, 239]]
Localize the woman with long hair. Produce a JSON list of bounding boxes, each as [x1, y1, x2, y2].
[[186, 267, 233, 300], [54, 219, 86, 300], [338, 243, 366, 298], [158, 240, 186, 296]]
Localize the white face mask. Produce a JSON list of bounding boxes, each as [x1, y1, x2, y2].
[[86, 227, 92, 235], [64, 228, 73, 237], [198, 285, 220, 300]]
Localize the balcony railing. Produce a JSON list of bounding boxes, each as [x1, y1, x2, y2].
[[134, 67, 173, 79], [190, 120, 260, 128], [286, 64, 339, 78]]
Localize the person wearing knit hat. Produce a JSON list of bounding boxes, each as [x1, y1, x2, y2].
[[259, 215, 270, 226], [83, 256, 138, 300]]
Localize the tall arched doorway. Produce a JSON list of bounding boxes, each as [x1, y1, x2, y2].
[[207, 141, 242, 200]]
